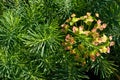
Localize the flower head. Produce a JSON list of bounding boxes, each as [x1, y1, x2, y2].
[[109, 36, 112, 41], [99, 46, 107, 53], [72, 26, 78, 33], [79, 26, 84, 31], [70, 37, 75, 44], [91, 28, 97, 32], [83, 31, 90, 36], [83, 15, 87, 18], [71, 13, 76, 17], [66, 18, 71, 22], [97, 19, 101, 25], [65, 46, 72, 50], [107, 47, 110, 53], [110, 41, 115, 46], [90, 54, 95, 62], [95, 13, 99, 17], [65, 34, 71, 41], [87, 12, 91, 16], [96, 52, 100, 56], [101, 23, 107, 29], [101, 34, 108, 42], [70, 49, 76, 54]]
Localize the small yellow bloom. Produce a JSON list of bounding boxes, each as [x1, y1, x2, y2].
[[71, 13, 76, 17], [79, 26, 84, 31], [87, 12, 91, 16], [109, 36, 112, 41], [99, 46, 107, 53], [83, 31, 90, 36], [101, 34, 108, 42], [95, 13, 99, 17]]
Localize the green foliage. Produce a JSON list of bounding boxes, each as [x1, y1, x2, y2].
[[0, 0, 120, 80], [0, 10, 22, 51], [90, 56, 117, 79]]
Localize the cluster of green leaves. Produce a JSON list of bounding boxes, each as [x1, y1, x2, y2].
[[0, 0, 120, 80], [0, 0, 60, 79]]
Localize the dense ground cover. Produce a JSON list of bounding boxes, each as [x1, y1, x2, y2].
[[0, 0, 120, 80]]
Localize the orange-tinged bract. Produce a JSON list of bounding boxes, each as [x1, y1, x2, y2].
[[72, 26, 78, 33], [101, 23, 107, 29], [90, 53, 96, 62], [96, 52, 100, 56], [97, 19, 101, 25], [107, 47, 110, 53], [61, 12, 115, 64], [65, 46, 72, 50], [91, 28, 97, 32], [110, 41, 115, 46]]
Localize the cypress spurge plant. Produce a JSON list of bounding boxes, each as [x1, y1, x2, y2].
[[61, 12, 116, 79], [0, 0, 119, 80]]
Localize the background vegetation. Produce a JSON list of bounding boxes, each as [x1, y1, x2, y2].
[[0, 0, 120, 80]]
